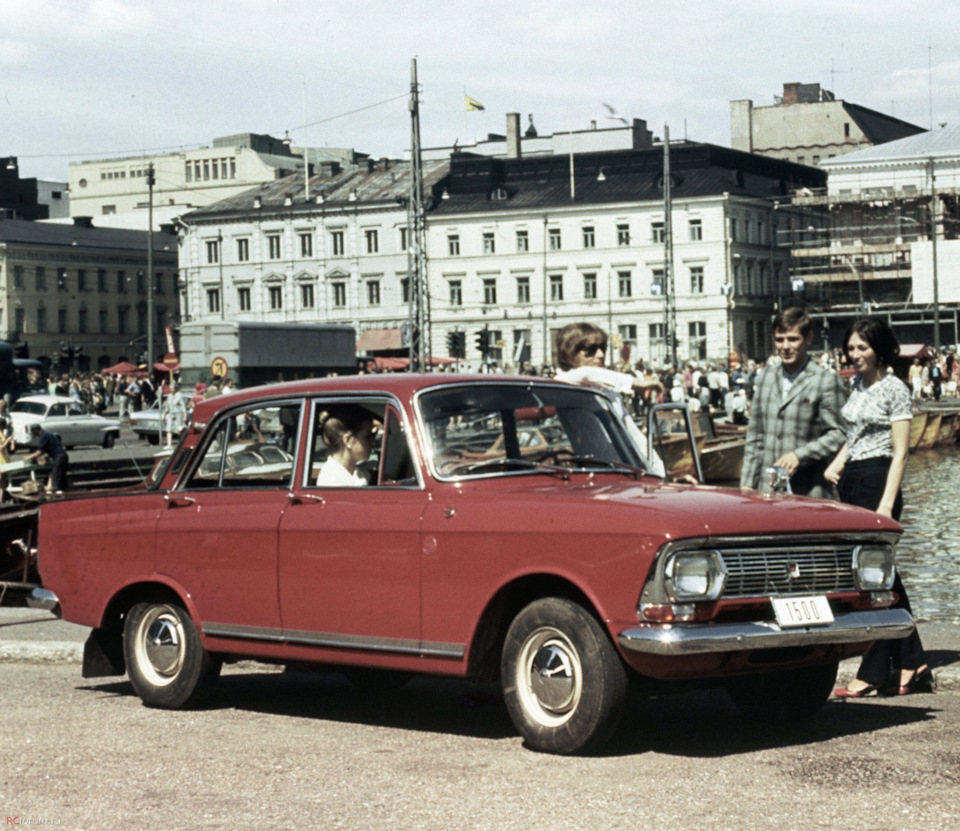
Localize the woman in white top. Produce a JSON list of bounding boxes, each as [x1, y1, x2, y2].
[[315, 405, 376, 487], [826, 317, 932, 698]]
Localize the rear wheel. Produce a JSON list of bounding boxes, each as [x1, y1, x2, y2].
[[725, 662, 838, 723], [102, 432, 117, 449], [123, 600, 221, 708], [501, 597, 628, 755]]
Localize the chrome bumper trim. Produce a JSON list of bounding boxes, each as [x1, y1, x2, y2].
[[617, 609, 915, 656], [26, 587, 61, 613]]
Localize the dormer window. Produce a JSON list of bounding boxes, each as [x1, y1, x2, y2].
[[490, 186, 509, 201]]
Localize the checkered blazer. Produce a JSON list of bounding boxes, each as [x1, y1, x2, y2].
[[740, 360, 847, 498]]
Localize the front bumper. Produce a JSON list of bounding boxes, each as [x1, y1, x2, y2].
[[618, 608, 915, 656]]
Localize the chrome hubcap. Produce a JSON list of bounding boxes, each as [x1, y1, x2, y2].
[[136, 606, 185, 685], [516, 627, 583, 727]]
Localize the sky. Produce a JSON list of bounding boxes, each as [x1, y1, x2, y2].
[[4, 0, 960, 182]]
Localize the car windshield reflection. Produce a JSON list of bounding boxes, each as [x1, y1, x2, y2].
[[419, 383, 650, 479]]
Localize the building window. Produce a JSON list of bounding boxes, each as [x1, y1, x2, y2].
[[77, 269, 87, 291], [155, 273, 164, 294], [118, 307, 129, 334], [399, 227, 409, 251], [206, 289, 220, 314], [267, 234, 281, 260], [36, 267, 46, 291], [620, 324, 637, 346], [366, 280, 381, 306], [516, 276, 530, 304], [137, 272, 145, 294], [78, 308, 88, 334], [269, 286, 283, 310], [448, 234, 460, 256], [582, 272, 597, 300], [689, 219, 702, 241], [364, 229, 379, 254], [651, 268, 664, 295], [482, 232, 496, 254], [550, 274, 564, 301], [37, 308, 46, 333], [689, 321, 707, 360], [97, 269, 106, 292], [99, 309, 108, 334], [730, 218, 738, 241], [299, 233, 313, 257], [206, 240, 220, 264], [401, 278, 410, 304], [548, 228, 562, 251], [618, 270, 632, 298], [137, 307, 146, 335], [117, 271, 126, 294], [332, 282, 347, 308], [617, 224, 630, 246], [449, 280, 462, 306], [238, 287, 251, 311], [690, 266, 704, 294], [516, 230, 529, 252], [301, 284, 315, 308], [652, 222, 666, 243], [331, 230, 345, 256], [483, 278, 497, 305], [185, 162, 192, 183], [58, 308, 67, 333], [582, 226, 595, 248], [14, 308, 24, 335], [13, 266, 23, 289]]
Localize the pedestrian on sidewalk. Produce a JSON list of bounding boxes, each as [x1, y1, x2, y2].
[[827, 317, 934, 698]]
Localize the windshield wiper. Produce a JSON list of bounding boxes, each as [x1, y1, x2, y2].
[[551, 455, 647, 478], [465, 457, 572, 479]]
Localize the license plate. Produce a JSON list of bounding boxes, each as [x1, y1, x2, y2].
[[771, 595, 834, 628]]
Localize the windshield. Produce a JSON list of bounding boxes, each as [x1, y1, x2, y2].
[[419, 383, 653, 479], [11, 401, 47, 416]]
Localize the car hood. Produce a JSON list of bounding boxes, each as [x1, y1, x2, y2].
[[467, 475, 899, 540]]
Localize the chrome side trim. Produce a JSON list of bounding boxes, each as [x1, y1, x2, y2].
[[202, 621, 465, 660], [617, 608, 915, 656], [26, 587, 60, 613]]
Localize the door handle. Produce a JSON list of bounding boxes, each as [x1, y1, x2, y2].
[[164, 494, 196, 508], [287, 492, 325, 505]]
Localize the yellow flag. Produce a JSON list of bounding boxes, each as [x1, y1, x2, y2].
[[464, 93, 485, 112]]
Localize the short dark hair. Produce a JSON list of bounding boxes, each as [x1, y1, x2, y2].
[[773, 307, 813, 338], [30, 423, 42, 435], [555, 322, 608, 370], [843, 317, 900, 367]]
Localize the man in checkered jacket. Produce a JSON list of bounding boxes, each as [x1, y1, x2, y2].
[[740, 308, 846, 499]]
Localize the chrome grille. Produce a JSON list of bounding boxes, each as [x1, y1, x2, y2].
[[719, 543, 856, 597]]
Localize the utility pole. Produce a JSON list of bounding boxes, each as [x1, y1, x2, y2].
[[407, 57, 430, 371], [146, 163, 155, 369], [662, 125, 678, 369], [930, 157, 941, 351]]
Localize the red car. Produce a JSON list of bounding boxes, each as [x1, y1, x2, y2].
[[29, 375, 913, 754]]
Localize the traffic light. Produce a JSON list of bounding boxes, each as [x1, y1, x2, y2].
[[475, 329, 490, 355], [454, 331, 466, 358], [14, 342, 29, 359], [446, 331, 457, 357]]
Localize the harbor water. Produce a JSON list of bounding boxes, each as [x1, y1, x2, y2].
[[898, 446, 960, 625]]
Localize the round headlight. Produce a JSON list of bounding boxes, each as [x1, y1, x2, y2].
[[853, 544, 896, 590], [664, 550, 726, 602]]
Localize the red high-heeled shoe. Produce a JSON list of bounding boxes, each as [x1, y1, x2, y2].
[[886, 667, 935, 696], [834, 683, 881, 698]]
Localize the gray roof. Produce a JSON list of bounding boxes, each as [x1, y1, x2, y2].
[[0, 218, 175, 251], [821, 123, 960, 167], [181, 159, 451, 221]]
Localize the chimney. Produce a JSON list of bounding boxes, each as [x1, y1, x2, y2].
[[319, 161, 341, 177], [366, 159, 376, 173], [782, 83, 800, 105], [380, 157, 390, 171], [72, 216, 94, 229], [506, 113, 522, 159]]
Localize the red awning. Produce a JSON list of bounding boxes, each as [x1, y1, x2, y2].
[[899, 344, 932, 360], [154, 362, 181, 372], [104, 361, 139, 375], [356, 327, 404, 352]]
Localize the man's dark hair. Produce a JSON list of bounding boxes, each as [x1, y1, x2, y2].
[[773, 307, 814, 338]]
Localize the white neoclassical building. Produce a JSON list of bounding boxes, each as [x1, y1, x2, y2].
[[177, 141, 823, 371]]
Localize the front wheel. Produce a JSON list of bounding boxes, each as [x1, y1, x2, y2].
[[102, 432, 117, 449], [123, 600, 221, 708], [725, 662, 838, 723], [501, 597, 628, 755]]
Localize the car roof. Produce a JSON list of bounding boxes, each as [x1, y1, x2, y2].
[[14, 394, 74, 405], [190, 373, 571, 422]]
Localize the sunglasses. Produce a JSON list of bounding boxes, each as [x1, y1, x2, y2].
[[579, 342, 607, 357]]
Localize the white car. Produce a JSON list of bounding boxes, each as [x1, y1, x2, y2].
[[10, 395, 121, 449]]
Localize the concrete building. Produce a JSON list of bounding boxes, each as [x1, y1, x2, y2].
[[782, 123, 960, 346], [1, 156, 67, 221], [731, 82, 925, 167], [429, 128, 822, 369], [176, 157, 449, 356], [68, 133, 358, 226], [0, 217, 178, 370]]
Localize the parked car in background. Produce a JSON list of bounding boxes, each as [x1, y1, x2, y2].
[[10, 395, 120, 449], [27, 375, 913, 754], [129, 394, 191, 445]]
